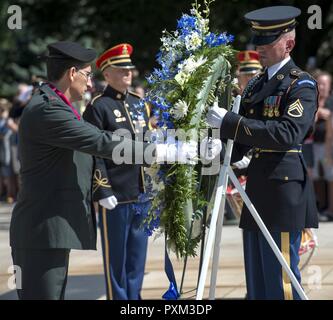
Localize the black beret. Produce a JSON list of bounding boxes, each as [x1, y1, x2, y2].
[[46, 41, 97, 63], [244, 6, 301, 46]]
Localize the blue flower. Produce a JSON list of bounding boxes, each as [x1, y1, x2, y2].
[[162, 112, 170, 120], [142, 207, 162, 236], [156, 51, 163, 64], [131, 200, 151, 216], [133, 100, 145, 111], [152, 216, 161, 229], [149, 97, 171, 112], [144, 228, 153, 236], [152, 68, 165, 80], [177, 14, 197, 34], [146, 75, 156, 85], [138, 192, 151, 203], [157, 169, 165, 180], [153, 109, 160, 117], [228, 34, 235, 43], [204, 33, 215, 47], [166, 121, 174, 129], [204, 32, 235, 47], [157, 120, 165, 127]]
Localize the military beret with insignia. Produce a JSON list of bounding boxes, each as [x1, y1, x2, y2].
[[46, 41, 97, 63]]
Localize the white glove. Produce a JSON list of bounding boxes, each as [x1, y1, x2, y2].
[[232, 156, 250, 169], [200, 137, 222, 161], [156, 140, 197, 164], [99, 195, 118, 210], [206, 104, 228, 128]]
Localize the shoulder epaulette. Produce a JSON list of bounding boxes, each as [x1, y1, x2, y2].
[[40, 91, 49, 102], [290, 69, 316, 84], [90, 94, 102, 106], [290, 68, 305, 78], [287, 69, 317, 95], [128, 91, 142, 99]]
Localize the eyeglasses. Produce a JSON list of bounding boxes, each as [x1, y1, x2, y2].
[[75, 68, 94, 80]]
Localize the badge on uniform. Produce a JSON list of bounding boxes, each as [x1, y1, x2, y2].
[[263, 96, 281, 118], [114, 109, 126, 122], [287, 99, 304, 117]]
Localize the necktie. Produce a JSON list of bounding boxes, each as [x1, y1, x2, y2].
[[263, 68, 269, 83]]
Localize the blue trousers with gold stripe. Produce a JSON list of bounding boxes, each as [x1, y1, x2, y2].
[[98, 203, 148, 300], [243, 230, 302, 300]]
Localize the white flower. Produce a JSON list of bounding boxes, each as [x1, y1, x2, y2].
[[196, 17, 209, 34], [161, 36, 175, 52], [193, 55, 207, 70], [175, 56, 207, 86], [232, 78, 239, 85], [156, 181, 165, 192], [145, 165, 165, 193], [171, 100, 189, 120], [150, 179, 164, 193], [185, 32, 202, 51], [175, 71, 189, 86], [182, 56, 197, 73], [183, 56, 207, 74]]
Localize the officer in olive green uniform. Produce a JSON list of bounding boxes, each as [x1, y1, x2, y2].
[[9, 41, 158, 300], [83, 44, 151, 300], [207, 7, 319, 299]]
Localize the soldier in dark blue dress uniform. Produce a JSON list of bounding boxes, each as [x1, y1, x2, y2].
[[207, 6, 319, 299], [83, 44, 151, 300]]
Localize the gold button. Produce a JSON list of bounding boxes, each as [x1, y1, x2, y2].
[[249, 109, 254, 114], [254, 153, 259, 158], [284, 176, 289, 181]]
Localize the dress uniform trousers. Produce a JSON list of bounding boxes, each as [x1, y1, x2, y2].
[[243, 230, 302, 300], [98, 203, 148, 300], [11, 248, 70, 300]]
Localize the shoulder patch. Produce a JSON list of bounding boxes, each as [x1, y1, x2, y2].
[[90, 94, 102, 105], [297, 79, 316, 87], [287, 99, 304, 118], [128, 91, 142, 99]]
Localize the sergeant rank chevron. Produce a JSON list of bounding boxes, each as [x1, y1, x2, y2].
[[287, 99, 304, 117]]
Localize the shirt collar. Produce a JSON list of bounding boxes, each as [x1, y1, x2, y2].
[[105, 85, 128, 100], [48, 83, 81, 120], [267, 56, 291, 80]]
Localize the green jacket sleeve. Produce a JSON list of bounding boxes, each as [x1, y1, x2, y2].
[[25, 99, 156, 166]]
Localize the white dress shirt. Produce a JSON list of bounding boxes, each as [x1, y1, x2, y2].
[[267, 56, 291, 80]]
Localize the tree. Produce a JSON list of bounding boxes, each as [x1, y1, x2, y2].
[[0, 0, 333, 97]]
